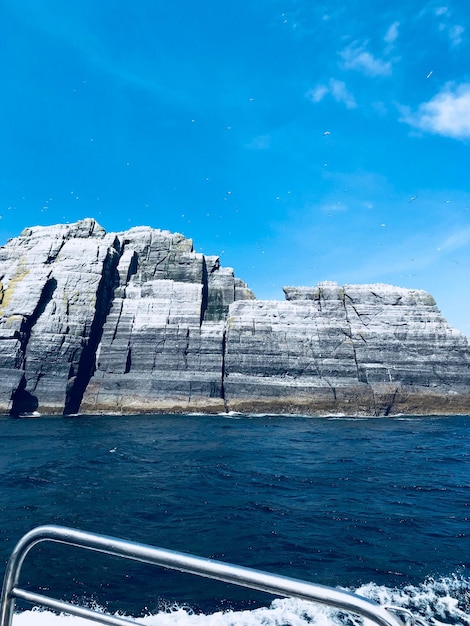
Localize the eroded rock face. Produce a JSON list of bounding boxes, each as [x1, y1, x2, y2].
[[0, 220, 468, 416], [225, 282, 470, 415], [0, 220, 120, 414], [81, 228, 235, 414], [0, 220, 254, 415]]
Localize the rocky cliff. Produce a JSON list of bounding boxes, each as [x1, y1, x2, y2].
[[0, 219, 468, 416]]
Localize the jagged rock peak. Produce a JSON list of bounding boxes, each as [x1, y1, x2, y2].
[[0, 219, 256, 416], [19, 218, 106, 240]]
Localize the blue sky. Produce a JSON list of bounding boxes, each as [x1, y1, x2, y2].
[[1, 0, 469, 334]]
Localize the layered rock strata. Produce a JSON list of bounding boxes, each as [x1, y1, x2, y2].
[[224, 283, 470, 414], [0, 219, 468, 416]]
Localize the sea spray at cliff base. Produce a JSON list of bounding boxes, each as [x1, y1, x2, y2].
[[1, 414, 468, 624], [0, 219, 469, 417]]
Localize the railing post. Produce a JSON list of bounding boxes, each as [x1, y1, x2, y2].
[[0, 526, 405, 626], [0, 555, 17, 626], [0, 529, 43, 626]]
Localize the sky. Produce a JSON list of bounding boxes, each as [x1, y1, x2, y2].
[[1, 0, 469, 334]]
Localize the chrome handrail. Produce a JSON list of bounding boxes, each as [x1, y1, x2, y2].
[[0, 525, 405, 626]]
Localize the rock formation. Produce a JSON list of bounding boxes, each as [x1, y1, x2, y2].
[[0, 218, 468, 416]]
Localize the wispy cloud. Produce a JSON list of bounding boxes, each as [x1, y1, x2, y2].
[[341, 226, 463, 285], [430, 4, 465, 46], [401, 83, 470, 139], [306, 78, 357, 109], [340, 43, 392, 76], [437, 226, 470, 252], [448, 24, 464, 45], [245, 135, 271, 150], [320, 201, 348, 214], [384, 21, 400, 44]]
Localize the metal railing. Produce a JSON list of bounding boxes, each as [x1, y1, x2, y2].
[[0, 525, 407, 626]]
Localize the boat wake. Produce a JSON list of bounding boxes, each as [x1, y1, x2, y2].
[[11, 576, 470, 626]]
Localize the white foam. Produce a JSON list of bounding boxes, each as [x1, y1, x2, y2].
[[11, 599, 343, 626], [11, 577, 470, 626]]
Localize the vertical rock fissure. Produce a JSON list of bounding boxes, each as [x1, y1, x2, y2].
[[182, 327, 189, 369], [381, 386, 400, 416], [221, 329, 228, 412], [10, 277, 57, 416], [324, 379, 338, 402], [370, 386, 379, 417], [22, 276, 57, 346], [124, 347, 132, 374], [341, 292, 367, 385], [200, 257, 209, 324], [350, 335, 364, 383], [63, 247, 122, 415]]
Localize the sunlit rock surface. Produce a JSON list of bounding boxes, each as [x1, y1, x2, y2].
[[0, 220, 468, 416], [80, 226, 244, 414], [225, 282, 470, 414]]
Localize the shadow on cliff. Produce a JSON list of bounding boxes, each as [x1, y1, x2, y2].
[[10, 384, 39, 416], [62, 247, 127, 415], [9, 277, 57, 417]]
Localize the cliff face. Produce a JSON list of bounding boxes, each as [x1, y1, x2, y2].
[[225, 283, 470, 414], [0, 219, 468, 416]]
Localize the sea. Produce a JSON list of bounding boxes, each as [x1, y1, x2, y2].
[[0, 413, 469, 626]]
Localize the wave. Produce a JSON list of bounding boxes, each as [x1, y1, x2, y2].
[[11, 576, 470, 626]]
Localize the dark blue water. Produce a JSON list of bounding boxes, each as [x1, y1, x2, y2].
[[0, 414, 469, 622]]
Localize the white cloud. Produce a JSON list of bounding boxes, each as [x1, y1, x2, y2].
[[306, 78, 357, 109], [340, 43, 392, 77], [448, 24, 464, 46], [402, 83, 470, 139], [307, 84, 329, 103], [384, 21, 400, 44], [429, 4, 465, 47], [329, 79, 357, 108]]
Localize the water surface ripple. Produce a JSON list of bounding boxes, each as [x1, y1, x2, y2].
[[0, 414, 468, 618]]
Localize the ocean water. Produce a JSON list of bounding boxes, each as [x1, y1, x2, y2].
[[0, 413, 469, 625]]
